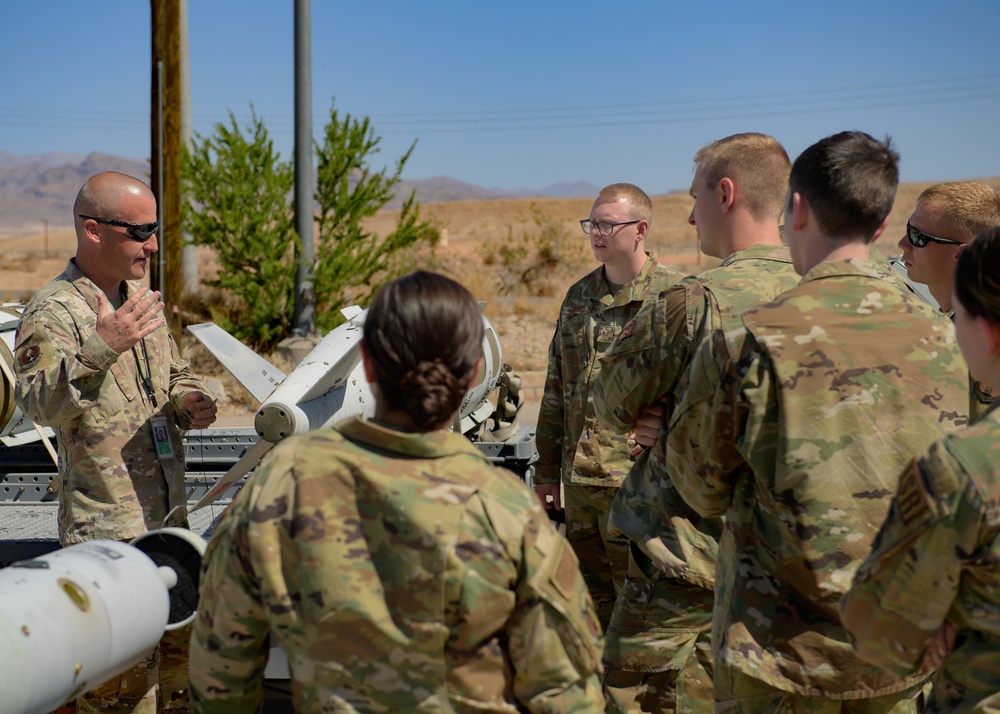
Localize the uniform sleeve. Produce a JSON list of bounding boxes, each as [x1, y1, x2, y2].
[[533, 320, 565, 485], [505, 502, 606, 712], [593, 284, 692, 434], [13, 302, 120, 426], [166, 330, 209, 429], [841, 444, 976, 676], [189, 474, 275, 712], [667, 327, 752, 518]]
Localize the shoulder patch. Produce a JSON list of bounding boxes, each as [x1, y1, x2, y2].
[[18, 345, 41, 369]]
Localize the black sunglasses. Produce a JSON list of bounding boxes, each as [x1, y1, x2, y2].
[[906, 222, 963, 248], [79, 214, 160, 242]]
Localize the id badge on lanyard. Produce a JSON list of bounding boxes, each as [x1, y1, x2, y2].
[[151, 416, 174, 461]]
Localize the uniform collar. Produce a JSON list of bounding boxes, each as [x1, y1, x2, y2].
[[335, 416, 488, 461], [799, 258, 884, 284]]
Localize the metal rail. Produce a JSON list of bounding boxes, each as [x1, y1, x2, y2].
[[0, 426, 537, 565]]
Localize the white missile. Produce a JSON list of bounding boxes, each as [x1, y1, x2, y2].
[[187, 304, 505, 510], [0, 528, 205, 714]]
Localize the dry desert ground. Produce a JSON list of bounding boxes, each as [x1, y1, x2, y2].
[[3, 179, 998, 421]]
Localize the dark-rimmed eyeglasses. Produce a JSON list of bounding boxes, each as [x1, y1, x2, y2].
[[906, 222, 963, 248], [79, 214, 160, 242], [580, 219, 641, 237]]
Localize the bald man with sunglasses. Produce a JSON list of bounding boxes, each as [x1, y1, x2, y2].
[[13, 171, 216, 713], [896, 180, 1000, 421]]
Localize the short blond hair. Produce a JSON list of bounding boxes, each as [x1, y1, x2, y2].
[[694, 133, 790, 222], [597, 183, 652, 223], [917, 181, 1000, 241]]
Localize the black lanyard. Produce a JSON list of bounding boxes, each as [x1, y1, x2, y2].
[[121, 285, 158, 409], [133, 338, 158, 409]]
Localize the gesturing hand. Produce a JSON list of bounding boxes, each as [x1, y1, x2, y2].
[[95, 288, 166, 355]]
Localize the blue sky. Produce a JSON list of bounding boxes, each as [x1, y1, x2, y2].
[[2, 1, 998, 194]]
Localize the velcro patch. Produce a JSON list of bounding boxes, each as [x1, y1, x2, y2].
[[552, 539, 580, 600], [18, 345, 41, 369], [896, 462, 932, 526], [14, 320, 34, 348], [596, 324, 617, 344]]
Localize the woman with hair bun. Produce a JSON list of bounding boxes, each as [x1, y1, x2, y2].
[[842, 227, 1000, 712], [190, 271, 605, 713]]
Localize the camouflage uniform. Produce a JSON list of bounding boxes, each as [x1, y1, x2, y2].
[[843, 405, 1000, 713], [534, 255, 684, 628], [667, 258, 970, 708], [190, 416, 606, 714], [14, 260, 202, 544], [592, 245, 799, 713], [942, 309, 995, 423], [13, 260, 205, 714]]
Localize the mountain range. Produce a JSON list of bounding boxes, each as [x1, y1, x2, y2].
[[0, 151, 601, 229]]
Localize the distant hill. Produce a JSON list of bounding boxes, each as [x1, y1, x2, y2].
[[0, 151, 601, 228], [0, 152, 150, 230]]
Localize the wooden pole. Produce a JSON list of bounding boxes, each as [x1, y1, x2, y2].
[[150, 0, 183, 345]]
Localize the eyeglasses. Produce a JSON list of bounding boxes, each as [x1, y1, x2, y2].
[[580, 219, 641, 236], [79, 214, 160, 242], [906, 222, 963, 248]]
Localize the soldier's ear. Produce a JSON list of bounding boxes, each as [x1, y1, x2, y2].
[[719, 177, 736, 214], [789, 192, 809, 231], [975, 315, 1000, 358], [360, 341, 376, 384], [870, 216, 890, 244]]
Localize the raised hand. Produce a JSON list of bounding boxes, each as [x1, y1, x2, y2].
[[95, 288, 166, 355]]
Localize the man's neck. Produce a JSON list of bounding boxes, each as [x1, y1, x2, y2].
[[928, 282, 952, 312], [723, 223, 784, 258], [801, 236, 870, 275], [603, 254, 647, 287], [73, 255, 121, 300]]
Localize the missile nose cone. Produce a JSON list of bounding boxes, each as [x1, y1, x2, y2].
[[256, 404, 294, 443]]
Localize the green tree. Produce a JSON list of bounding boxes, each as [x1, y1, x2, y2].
[[182, 102, 434, 349], [182, 109, 296, 350], [313, 103, 437, 332]]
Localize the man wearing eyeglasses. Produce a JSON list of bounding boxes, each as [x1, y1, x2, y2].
[[896, 181, 1000, 422], [13, 171, 217, 714], [534, 183, 684, 630], [590, 133, 799, 713]]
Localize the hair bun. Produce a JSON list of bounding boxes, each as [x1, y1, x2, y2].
[[399, 360, 464, 426]]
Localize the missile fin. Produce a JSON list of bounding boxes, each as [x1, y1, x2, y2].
[[187, 323, 285, 403]]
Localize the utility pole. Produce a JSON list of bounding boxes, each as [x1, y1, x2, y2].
[[150, 0, 183, 344], [292, 0, 315, 337]]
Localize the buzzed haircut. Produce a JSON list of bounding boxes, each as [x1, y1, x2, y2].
[[917, 181, 1000, 242], [597, 183, 653, 223], [693, 132, 791, 221], [73, 171, 153, 223], [788, 131, 899, 242]]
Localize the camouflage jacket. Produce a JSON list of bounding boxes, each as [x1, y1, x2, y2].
[[534, 255, 683, 487], [190, 417, 606, 714], [13, 260, 202, 544], [942, 308, 995, 423], [842, 406, 1000, 713], [667, 258, 970, 697], [593, 244, 798, 590]]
